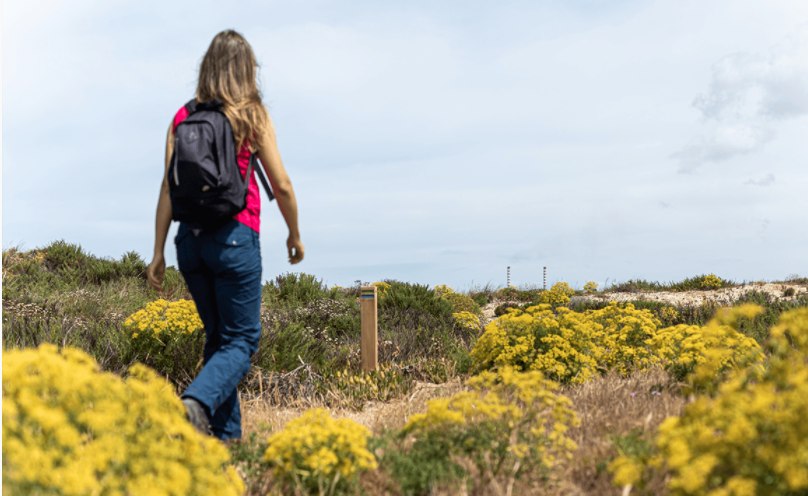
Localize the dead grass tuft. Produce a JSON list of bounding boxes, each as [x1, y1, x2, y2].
[[551, 367, 688, 495]]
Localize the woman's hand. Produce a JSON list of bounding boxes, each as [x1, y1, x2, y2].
[[287, 235, 305, 265], [147, 252, 166, 291]]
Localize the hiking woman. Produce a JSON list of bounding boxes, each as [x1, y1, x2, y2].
[[146, 30, 304, 440]]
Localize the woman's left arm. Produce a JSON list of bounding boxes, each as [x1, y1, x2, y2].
[[146, 121, 176, 291]]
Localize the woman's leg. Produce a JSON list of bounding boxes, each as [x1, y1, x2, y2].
[[182, 221, 262, 440], [175, 223, 219, 428]]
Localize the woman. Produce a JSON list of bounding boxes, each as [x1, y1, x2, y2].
[[146, 30, 304, 440]]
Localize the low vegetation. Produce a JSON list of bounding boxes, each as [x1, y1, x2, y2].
[[3, 240, 808, 495]]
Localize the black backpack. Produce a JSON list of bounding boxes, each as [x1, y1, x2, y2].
[[168, 99, 274, 229]]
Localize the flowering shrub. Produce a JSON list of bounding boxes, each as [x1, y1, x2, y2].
[[538, 282, 576, 306], [2, 344, 243, 496], [124, 298, 203, 344], [653, 307, 808, 495], [123, 299, 205, 382], [263, 408, 377, 494], [433, 284, 482, 315], [371, 281, 391, 300], [583, 281, 599, 294], [402, 367, 579, 489], [472, 302, 662, 383], [453, 311, 481, 334], [434, 284, 453, 298], [700, 273, 724, 290], [647, 305, 764, 388], [610, 306, 808, 495], [587, 302, 662, 375]]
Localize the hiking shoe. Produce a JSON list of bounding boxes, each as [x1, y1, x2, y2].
[[182, 398, 212, 436]]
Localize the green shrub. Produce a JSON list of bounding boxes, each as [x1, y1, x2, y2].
[[379, 281, 454, 320], [441, 292, 481, 315], [472, 292, 489, 307], [271, 272, 331, 306], [377, 429, 466, 495], [254, 321, 329, 373], [494, 303, 519, 317]]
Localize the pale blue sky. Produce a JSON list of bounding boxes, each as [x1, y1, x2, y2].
[[3, 0, 807, 289]]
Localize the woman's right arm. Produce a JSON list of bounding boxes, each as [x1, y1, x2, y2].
[[256, 115, 304, 265], [146, 122, 175, 291]]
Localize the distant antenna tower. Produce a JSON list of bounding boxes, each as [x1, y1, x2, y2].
[[543, 267, 547, 290], [507, 266, 511, 287]]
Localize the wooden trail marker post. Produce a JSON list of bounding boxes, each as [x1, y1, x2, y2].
[[360, 286, 378, 371]]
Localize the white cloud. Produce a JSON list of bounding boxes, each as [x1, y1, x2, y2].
[[675, 25, 808, 170], [745, 173, 776, 186], [673, 124, 774, 172]]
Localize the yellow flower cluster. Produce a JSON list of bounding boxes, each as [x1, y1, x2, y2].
[[700, 273, 724, 290], [583, 281, 599, 294], [434, 284, 454, 298], [2, 344, 243, 496], [471, 302, 662, 383], [655, 306, 808, 496], [371, 281, 391, 300], [403, 367, 579, 484], [263, 408, 377, 493], [610, 306, 808, 496], [538, 282, 576, 306], [124, 298, 203, 344], [647, 305, 763, 388], [453, 311, 481, 333]]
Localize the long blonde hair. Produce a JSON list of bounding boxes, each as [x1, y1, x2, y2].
[[196, 30, 269, 152]]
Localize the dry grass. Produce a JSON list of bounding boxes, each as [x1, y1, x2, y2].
[[238, 368, 688, 496], [240, 378, 467, 438], [551, 367, 688, 496]]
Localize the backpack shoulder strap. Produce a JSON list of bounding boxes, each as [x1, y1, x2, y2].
[[184, 98, 198, 115], [251, 153, 276, 202]]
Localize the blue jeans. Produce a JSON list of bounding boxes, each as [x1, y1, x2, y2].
[[175, 220, 262, 440]]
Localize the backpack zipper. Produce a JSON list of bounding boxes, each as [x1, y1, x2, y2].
[[173, 136, 180, 185]]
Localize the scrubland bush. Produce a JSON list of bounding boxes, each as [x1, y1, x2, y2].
[[2, 344, 243, 495], [326, 364, 408, 408], [370, 281, 391, 300], [123, 298, 206, 387], [610, 306, 808, 496], [268, 272, 332, 306], [263, 408, 376, 495], [379, 281, 454, 320], [647, 305, 763, 386], [392, 367, 579, 493], [452, 311, 481, 334], [583, 281, 599, 293], [538, 281, 576, 306], [472, 292, 489, 307], [471, 302, 663, 383], [700, 273, 724, 290], [433, 284, 482, 315]]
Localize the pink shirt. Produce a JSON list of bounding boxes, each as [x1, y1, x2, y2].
[[173, 106, 261, 233]]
